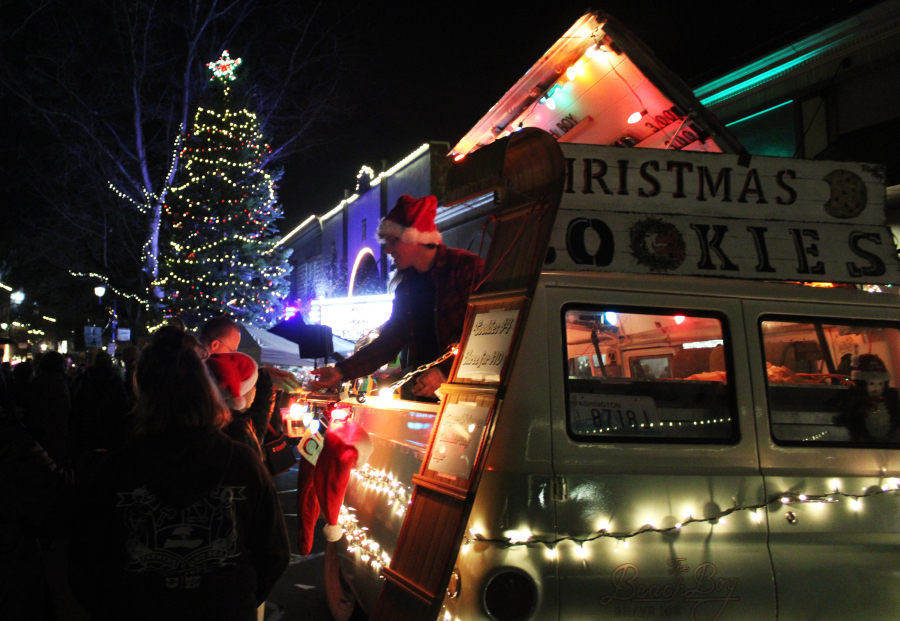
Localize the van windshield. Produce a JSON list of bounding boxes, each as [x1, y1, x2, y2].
[[761, 318, 900, 447], [563, 306, 737, 443]]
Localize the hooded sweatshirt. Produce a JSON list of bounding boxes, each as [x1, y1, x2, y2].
[[69, 426, 289, 621]]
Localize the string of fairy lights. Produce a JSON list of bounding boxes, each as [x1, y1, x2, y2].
[[332, 464, 900, 578], [459, 479, 900, 555], [69, 271, 150, 310]]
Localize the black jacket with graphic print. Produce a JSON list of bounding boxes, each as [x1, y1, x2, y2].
[[69, 426, 290, 621]]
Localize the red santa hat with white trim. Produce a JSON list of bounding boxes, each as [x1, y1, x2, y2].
[[207, 352, 258, 411], [314, 415, 373, 542], [376, 194, 442, 246]]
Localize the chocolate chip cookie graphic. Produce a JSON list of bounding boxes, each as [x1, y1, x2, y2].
[[823, 169, 867, 219]]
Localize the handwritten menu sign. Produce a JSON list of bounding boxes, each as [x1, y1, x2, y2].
[[428, 402, 490, 479], [457, 310, 519, 381]]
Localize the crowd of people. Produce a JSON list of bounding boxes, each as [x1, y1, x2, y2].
[[0, 193, 485, 621], [0, 316, 295, 621]]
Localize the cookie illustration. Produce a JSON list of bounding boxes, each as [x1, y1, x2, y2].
[[823, 169, 867, 219]]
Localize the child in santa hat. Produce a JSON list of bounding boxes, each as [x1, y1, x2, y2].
[[207, 352, 259, 411], [207, 352, 266, 457]]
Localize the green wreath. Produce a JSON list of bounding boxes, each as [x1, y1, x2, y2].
[[629, 217, 686, 272]]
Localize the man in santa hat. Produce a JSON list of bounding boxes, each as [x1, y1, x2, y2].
[[310, 194, 484, 400]]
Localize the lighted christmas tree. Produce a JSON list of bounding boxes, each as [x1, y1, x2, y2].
[[158, 51, 290, 328]]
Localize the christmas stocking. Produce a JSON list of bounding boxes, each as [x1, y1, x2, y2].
[[314, 418, 373, 543], [296, 456, 319, 556]]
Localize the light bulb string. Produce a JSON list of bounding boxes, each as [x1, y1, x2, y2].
[[463, 485, 900, 549]]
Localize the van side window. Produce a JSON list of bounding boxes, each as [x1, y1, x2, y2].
[[563, 306, 737, 443], [761, 318, 900, 447]]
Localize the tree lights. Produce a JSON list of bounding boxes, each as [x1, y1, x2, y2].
[[159, 53, 289, 328]]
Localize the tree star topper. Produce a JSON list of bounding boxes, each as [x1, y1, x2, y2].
[[207, 50, 242, 81]]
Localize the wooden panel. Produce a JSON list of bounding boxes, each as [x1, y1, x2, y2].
[[370, 128, 566, 621]]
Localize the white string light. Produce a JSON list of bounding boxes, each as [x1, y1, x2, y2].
[[462, 482, 900, 552]]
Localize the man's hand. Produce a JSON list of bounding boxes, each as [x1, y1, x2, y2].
[[411, 367, 446, 398], [308, 366, 344, 391]]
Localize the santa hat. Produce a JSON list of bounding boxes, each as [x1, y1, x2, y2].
[[376, 194, 441, 245], [296, 417, 373, 553], [852, 353, 890, 382], [207, 352, 258, 411]]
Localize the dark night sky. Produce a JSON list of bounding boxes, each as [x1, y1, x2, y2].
[[0, 0, 884, 237], [275, 0, 884, 230]]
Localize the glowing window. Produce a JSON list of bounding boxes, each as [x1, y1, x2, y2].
[[761, 318, 900, 447], [563, 305, 737, 443]]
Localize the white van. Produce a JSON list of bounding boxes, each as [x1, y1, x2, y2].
[[307, 131, 900, 621]]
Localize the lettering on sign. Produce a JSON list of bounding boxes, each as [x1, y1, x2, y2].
[[458, 310, 520, 381], [554, 212, 891, 281], [600, 560, 739, 620]]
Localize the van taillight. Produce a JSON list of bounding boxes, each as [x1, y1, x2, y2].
[[482, 568, 537, 621]]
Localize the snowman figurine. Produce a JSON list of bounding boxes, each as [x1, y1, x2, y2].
[[852, 354, 894, 439]]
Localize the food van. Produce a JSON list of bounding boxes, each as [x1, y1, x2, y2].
[[297, 129, 900, 621]]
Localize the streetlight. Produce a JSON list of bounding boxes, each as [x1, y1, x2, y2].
[[10, 291, 24, 305], [94, 285, 106, 304]]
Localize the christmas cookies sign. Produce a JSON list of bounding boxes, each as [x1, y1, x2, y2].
[[547, 144, 898, 284]]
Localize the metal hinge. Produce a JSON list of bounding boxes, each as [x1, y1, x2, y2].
[[551, 475, 567, 502]]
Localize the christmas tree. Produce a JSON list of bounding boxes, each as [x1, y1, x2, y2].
[[158, 51, 290, 328]]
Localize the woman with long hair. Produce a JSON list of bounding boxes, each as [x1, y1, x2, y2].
[[69, 326, 289, 620]]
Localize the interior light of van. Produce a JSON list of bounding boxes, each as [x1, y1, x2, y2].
[[674, 315, 685, 324], [604, 311, 617, 325]]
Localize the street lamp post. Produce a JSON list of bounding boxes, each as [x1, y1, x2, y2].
[[94, 285, 106, 304]]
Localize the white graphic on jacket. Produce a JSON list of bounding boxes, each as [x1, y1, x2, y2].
[[116, 485, 246, 589]]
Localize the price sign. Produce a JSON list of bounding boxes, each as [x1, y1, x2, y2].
[[457, 309, 519, 382], [570, 393, 661, 435]]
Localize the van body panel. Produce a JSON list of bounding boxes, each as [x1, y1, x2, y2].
[[338, 400, 440, 612], [742, 298, 900, 619], [455, 471, 558, 621], [538, 275, 778, 619]]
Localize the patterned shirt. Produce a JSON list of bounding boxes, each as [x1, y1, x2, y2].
[[336, 244, 485, 381]]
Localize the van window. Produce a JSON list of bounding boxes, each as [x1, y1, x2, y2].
[[760, 318, 900, 446], [563, 306, 737, 443]]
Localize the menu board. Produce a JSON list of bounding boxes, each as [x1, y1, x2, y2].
[[456, 309, 519, 382], [427, 402, 490, 479]]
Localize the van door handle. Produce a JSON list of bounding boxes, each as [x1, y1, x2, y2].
[[552, 476, 567, 502]]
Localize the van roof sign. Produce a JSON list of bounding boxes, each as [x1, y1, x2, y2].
[[547, 143, 897, 284]]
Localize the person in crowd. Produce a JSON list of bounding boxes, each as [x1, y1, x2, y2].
[[0, 396, 69, 620], [310, 194, 484, 401], [68, 326, 289, 621], [199, 317, 276, 457], [68, 350, 131, 465], [118, 344, 141, 400], [207, 351, 262, 456], [23, 351, 71, 463], [10, 359, 34, 418]]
